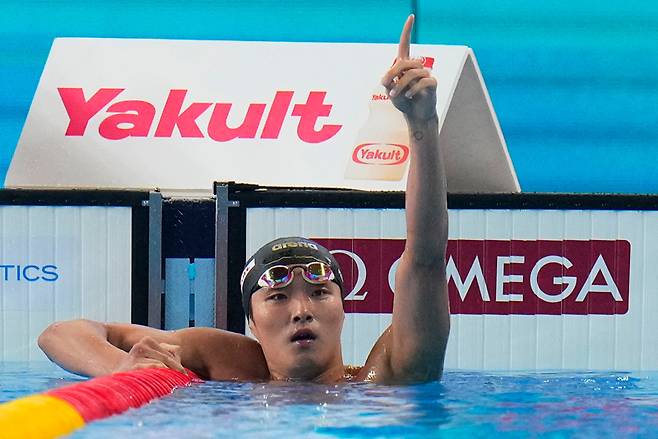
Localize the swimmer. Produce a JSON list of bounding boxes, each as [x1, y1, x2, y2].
[[38, 14, 450, 384]]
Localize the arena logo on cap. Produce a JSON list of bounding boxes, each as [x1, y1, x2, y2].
[[271, 241, 318, 252]]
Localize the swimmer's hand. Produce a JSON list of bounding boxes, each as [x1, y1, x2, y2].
[[114, 336, 187, 375], [381, 14, 437, 122]]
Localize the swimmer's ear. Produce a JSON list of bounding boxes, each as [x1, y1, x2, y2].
[[247, 317, 259, 341]]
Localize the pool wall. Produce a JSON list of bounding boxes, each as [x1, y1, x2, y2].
[[0, 190, 151, 361], [231, 185, 658, 370], [2, 185, 658, 371]]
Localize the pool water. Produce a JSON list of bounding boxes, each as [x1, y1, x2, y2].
[[2, 362, 658, 438]]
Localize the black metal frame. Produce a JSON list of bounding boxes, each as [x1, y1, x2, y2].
[[214, 184, 245, 332], [228, 184, 658, 211]]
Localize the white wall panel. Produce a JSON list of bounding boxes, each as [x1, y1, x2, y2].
[[509, 210, 538, 370], [615, 212, 643, 369], [81, 208, 107, 321], [641, 214, 658, 369], [54, 208, 81, 322], [246, 207, 658, 371], [483, 210, 512, 370], [1, 207, 29, 361], [0, 206, 132, 361], [561, 211, 591, 369], [27, 207, 56, 361], [588, 212, 617, 369], [352, 210, 387, 365], [536, 210, 566, 369], [449, 209, 486, 369], [106, 208, 132, 322]]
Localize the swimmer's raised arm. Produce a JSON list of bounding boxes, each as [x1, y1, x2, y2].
[[365, 15, 450, 383], [38, 319, 268, 380]]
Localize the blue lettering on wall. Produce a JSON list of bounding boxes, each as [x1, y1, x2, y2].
[[0, 264, 60, 282], [0, 265, 13, 281], [42, 265, 59, 282], [23, 265, 40, 281]]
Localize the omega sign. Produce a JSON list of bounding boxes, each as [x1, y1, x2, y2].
[[313, 238, 631, 315]]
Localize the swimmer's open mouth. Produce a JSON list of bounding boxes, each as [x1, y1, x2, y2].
[[291, 329, 317, 343]]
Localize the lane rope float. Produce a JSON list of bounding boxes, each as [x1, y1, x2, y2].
[[0, 367, 202, 439]]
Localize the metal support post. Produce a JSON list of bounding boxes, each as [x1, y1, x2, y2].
[[147, 190, 163, 328]]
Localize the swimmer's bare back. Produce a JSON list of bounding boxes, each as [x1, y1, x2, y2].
[[38, 319, 386, 382]]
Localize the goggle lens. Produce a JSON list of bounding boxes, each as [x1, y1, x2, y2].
[[257, 262, 334, 290], [261, 266, 293, 288], [304, 262, 331, 282]]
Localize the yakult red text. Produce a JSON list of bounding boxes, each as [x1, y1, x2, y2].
[[352, 143, 409, 165], [313, 238, 631, 315], [57, 88, 342, 143]]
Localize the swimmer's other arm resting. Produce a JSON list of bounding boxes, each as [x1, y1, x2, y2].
[[363, 14, 450, 384], [38, 319, 268, 380]]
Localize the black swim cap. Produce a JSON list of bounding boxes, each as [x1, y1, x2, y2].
[[240, 237, 344, 318]]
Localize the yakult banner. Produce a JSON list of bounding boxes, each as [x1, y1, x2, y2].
[[245, 207, 658, 370], [6, 38, 518, 193]]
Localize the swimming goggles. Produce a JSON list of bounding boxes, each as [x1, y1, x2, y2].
[[257, 262, 335, 290]]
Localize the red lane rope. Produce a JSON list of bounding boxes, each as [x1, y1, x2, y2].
[[47, 368, 203, 423]]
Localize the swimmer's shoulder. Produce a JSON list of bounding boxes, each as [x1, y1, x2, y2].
[[175, 326, 269, 382], [343, 365, 363, 381], [345, 364, 387, 382], [347, 326, 395, 383], [344, 364, 382, 382]]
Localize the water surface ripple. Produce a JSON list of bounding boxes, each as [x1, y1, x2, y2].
[[2, 363, 657, 438]]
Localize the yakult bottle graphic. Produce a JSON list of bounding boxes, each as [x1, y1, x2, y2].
[[346, 56, 434, 181]]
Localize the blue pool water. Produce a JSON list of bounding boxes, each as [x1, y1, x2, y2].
[[2, 362, 658, 438]]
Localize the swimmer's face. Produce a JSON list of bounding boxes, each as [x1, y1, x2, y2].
[[248, 267, 344, 380]]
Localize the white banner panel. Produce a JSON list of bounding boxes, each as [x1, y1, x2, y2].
[[245, 207, 658, 371], [0, 206, 132, 361], [7, 38, 518, 193]]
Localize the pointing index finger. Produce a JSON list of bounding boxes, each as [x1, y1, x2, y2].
[[397, 14, 414, 60]]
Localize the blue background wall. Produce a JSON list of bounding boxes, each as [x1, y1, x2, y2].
[[2, 1, 657, 193]]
